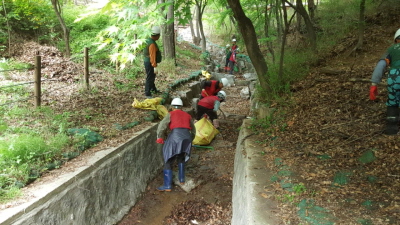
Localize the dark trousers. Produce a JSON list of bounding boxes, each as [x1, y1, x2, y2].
[[164, 153, 185, 170], [196, 105, 217, 121], [225, 58, 229, 67], [144, 61, 157, 96], [228, 61, 235, 74]]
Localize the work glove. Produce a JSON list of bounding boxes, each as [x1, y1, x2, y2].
[[156, 138, 164, 144], [369, 85, 378, 100], [154, 67, 158, 74]]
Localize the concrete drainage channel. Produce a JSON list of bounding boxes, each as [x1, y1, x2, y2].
[[0, 72, 277, 225]]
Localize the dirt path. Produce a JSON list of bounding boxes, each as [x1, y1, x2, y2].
[[117, 84, 250, 225]]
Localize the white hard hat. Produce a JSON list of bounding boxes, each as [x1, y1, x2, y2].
[[394, 28, 400, 41], [232, 38, 236, 42], [226, 44, 230, 47], [151, 26, 161, 35], [171, 98, 183, 106], [220, 78, 228, 87], [217, 91, 226, 100]]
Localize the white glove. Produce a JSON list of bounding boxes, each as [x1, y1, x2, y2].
[[154, 67, 158, 74]]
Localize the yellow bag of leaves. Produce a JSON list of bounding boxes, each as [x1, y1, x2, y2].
[[132, 97, 168, 119], [192, 117, 219, 146], [132, 97, 163, 110]]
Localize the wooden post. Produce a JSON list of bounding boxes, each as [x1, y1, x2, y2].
[[34, 55, 41, 107], [84, 47, 89, 89]]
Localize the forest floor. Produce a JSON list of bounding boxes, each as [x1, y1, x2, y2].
[[2, 7, 400, 225]]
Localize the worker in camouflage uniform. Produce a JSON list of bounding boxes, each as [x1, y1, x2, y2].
[[370, 28, 400, 135]]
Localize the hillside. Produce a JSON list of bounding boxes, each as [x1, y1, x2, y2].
[[1, 2, 400, 224]]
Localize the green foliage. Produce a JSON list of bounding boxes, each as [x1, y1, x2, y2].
[[293, 183, 307, 195], [249, 108, 286, 136], [315, 0, 379, 53], [0, 106, 72, 202], [158, 58, 176, 78], [1, 0, 57, 39], [93, 0, 166, 69], [0, 58, 32, 80], [59, 5, 113, 70], [63, 5, 111, 54], [199, 51, 210, 63], [176, 45, 197, 59], [174, 0, 192, 26]]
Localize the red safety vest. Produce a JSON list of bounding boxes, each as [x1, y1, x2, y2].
[[169, 110, 192, 130], [201, 80, 221, 98], [198, 96, 219, 109]]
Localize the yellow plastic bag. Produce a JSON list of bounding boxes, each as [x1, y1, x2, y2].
[[132, 97, 168, 119], [202, 70, 211, 80], [132, 97, 163, 110], [192, 117, 219, 146]]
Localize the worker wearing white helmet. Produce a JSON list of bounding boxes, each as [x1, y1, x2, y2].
[[144, 26, 162, 99], [369, 28, 400, 135], [231, 38, 238, 51], [200, 77, 229, 99], [156, 98, 196, 191], [196, 91, 227, 129]]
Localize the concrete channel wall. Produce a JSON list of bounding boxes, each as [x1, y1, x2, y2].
[[0, 74, 274, 225], [231, 119, 279, 225], [0, 125, 163, 225]]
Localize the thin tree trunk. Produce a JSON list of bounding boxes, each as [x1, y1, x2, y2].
[[355, 0, 366, 51], [275, 0, 283, 42], [2, 0, 11, 56], [51, 0, 71, 57], [308, 0, 315, 21], [286, 0, 316, 51], [195, 6, 201, 45], [264, 0, 275, 63], [279, 0, 296, 82], [195, 0, 207, 52], [189, 8, 196, 43]]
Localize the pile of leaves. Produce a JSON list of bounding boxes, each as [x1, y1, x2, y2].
[[163, 200, 232, 225], [254, 16, 400, 224]]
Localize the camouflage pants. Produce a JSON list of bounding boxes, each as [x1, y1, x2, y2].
[[386, 68, 400, 107]]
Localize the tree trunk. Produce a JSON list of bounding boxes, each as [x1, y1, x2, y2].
[[194, 0, 207, 52], [355, 0, 366, 51], [275, 0, 283, 42], [264, 0, 275, 63], [51, 0, 71, 57], [194, 4, 202, 46], [2, 0, 11, 56], [279, 0, 296, 83], [158, 0, 176, 60], [191, 7, 201, 46], [227, 0, 271, 92], [287, 0, 316, 51], [189, 8, 197, 44], [307, 0, 315, 21]]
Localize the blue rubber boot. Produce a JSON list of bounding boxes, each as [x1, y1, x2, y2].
[[157, 170, 172, 191], [178, 163, 185, 184]]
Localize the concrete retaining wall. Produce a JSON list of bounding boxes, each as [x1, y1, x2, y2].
[[231, 113, 279, 225], [0, 125, 163, 225]]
